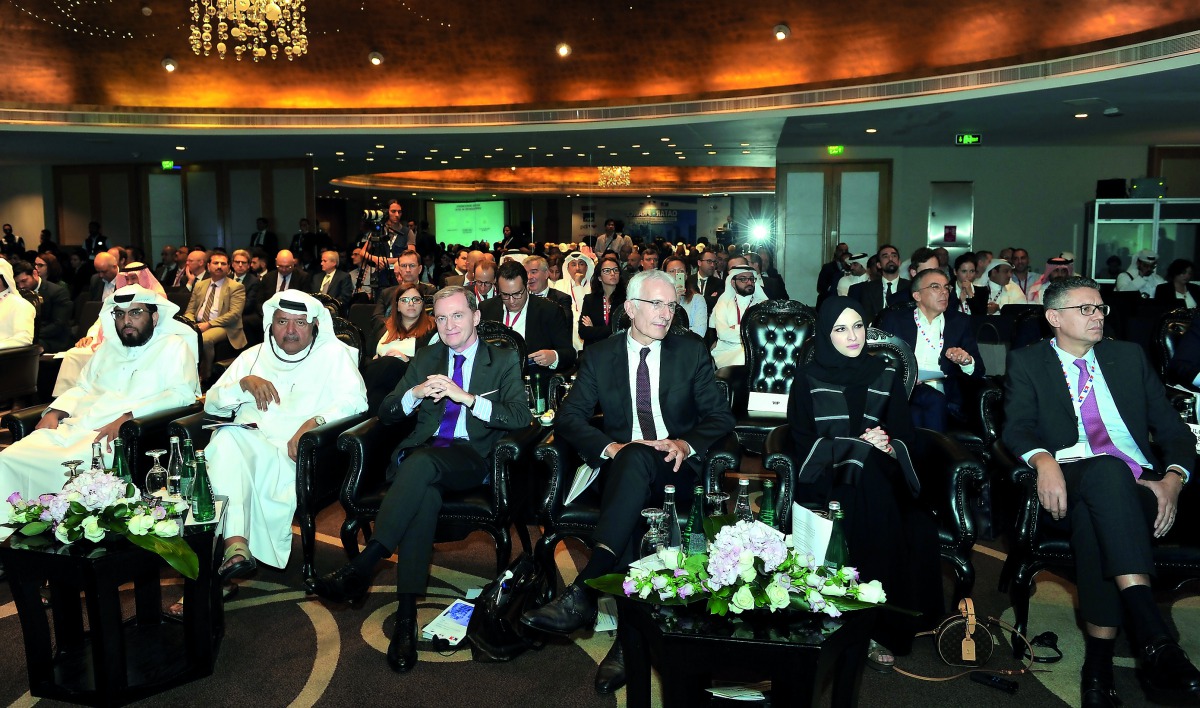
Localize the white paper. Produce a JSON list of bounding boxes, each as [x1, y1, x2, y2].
[[184, 498, 225, 527], [707, 683, 769, 700], [791, 502, 833, 565], [594, 596, 618, 633], [746, 392, 789, 418], [564, 462, 601, 505], [917, 369, 946, 382]]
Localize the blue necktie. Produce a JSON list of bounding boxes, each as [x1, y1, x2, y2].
[[432, 354, 466, 447]]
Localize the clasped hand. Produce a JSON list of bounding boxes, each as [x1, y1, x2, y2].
[[415, 374, 469, 404], [859, 426, 891, 452]]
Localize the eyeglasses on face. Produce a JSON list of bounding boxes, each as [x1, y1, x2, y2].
[[1053, 303, 1110, 316], [732, 275, 757, 284], [599, 267, 620, 275], [629, 298, 679, 313], [397, 296, 423, 305], [112, 308, 149, 320], [919, 282, 949, 292], [498, 288, 527, 301]]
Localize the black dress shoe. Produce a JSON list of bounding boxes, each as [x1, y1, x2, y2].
[[1139, 636, 1200, 705], [387, 618, 418, 673], [308, 564, 371, 605], [520, 582, 597, 635], [1081, 674, 1121, 707], [595, 641, 626, 695]]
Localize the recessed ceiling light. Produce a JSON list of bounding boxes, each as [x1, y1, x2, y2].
[[631, 144, 640, 148], [454, 155, 462, 159], [562, 146, 571, 150], [528, 146, 537, 150], [577, 153, 585, 157], [335, 151, 345, 156], [313, 166, 319, 170], [333, 189, 339, 194], [398, 150, 406, 154], [667, 143, 676, 147], [703, 143, 713, 147], [368, 51, 384, 66], [515, 154, 523, 158], [367, 150, 374, 154], [597, 145, 606, 149], [678, 156, 686, 159], [161, 57, 177, 72], [440, 160, 448, 164], [337, 158, 345, 162], [429, 149, 439, 153], [412, 192, 417, 196], [674, 151, 682, 155], [708, 151, 717, 155], [641, 151, 650, 155], [175, 146, 186, 151], [610, 152, 618, 156], [774, 23, 791, 40], [495, 147, 504, 151], [484, 154, 492, 158], [375, 144, 385, 149], [424, 156, 433, 160], [365, 157, 374, 162], [865, 128, 877, 134], [660, 138, 670, 142], [511, 166, 517, 171], [462, 147, 470, 152], [1075, 113, 1088, 118], [740, 142, 750, 147], [545, 153, 553, 157], [556, 42, 571, 58]]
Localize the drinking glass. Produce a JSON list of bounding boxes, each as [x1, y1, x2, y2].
[[639, 508, 665, 558], [144, 449, 168, 497], [706, 491, 730, 518], [61, 460, 84, 489]]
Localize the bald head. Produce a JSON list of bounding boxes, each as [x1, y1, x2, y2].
[[94, 252, 119, 282], [275, 250, 297, 275]]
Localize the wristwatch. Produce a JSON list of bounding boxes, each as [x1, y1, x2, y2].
[[466, 395, 477, 410], [1167, 467, 1190, 485], [313, 416, 326, 426]]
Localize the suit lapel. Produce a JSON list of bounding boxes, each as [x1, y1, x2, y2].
[[1092, 341, 1131, 414], [1041, 341, 1076, 420]]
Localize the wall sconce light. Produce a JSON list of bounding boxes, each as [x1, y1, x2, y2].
[[774, 24, 790, 40]]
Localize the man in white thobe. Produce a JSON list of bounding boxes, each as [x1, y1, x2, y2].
[[553, 251, 595, 351], [0, 285, 199, 498], [204, 291, 367, 578], [0, 258, 35, 350], [709, 264, 766, 368]]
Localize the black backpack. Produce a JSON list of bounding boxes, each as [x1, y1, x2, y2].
[[466, 552, 547, 662]]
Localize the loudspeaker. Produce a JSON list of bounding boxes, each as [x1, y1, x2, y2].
[[1096, 178, 1127, 199]]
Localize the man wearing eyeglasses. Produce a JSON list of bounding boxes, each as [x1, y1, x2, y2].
[[709, 262, 765, 368], [373, 251, 436, 332], [1004, 276, 1200, 707], [522, 269, 735, 694], [879, 268, 984, 430], [465, 261, 497, 301], [480, 260, 575, 379], [0, 284, 200, 499], [11, 258, 72, 353]]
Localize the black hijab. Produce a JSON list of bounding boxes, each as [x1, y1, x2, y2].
[[807, 296, 886, 386]]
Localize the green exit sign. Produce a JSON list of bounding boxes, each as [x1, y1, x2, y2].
[[827, 145, 845, 156], [955, 133, 982, 146], [161, 160, 174, 169]]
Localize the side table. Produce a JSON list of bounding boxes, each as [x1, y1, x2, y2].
[[0, 503, 226, 707], [619, 599, 874, 707]]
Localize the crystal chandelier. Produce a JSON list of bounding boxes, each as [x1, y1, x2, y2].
[[190, 0, 309, 61], [597, 166, 632, 188]]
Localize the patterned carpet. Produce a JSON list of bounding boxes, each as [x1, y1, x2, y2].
[[0, 503, 1193, 707]]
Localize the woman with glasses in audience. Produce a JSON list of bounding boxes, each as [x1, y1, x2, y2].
[[788, 296, 942, 674], [662, 255, 707, 339], [34, 252, 64, 286], [364, 285, 438, 409], [1155, 259, 1200, 309], [578, 253, 626, 348]]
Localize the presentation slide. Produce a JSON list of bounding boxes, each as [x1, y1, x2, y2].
[[433, 201, 505, 247]]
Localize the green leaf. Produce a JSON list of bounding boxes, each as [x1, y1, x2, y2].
[[707, 596, 729, 616], [682, 553, 708, 574], [703, 514, 736, 540], [18, 520, 49, 536], [122, 533, 199, 580], [69, 501, 88, 516], [585, 573, 628, 597]]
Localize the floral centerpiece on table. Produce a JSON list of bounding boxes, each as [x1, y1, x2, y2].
[[588, 517, 889, 617], [2, 470, 199, 580]]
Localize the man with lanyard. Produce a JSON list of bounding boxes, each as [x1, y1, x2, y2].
[[1010, 247, 1038, 301], [709, 262, 765, 368], [480, 260, 575, 387], [1003, 275, 1200, 707], [467, 262, 497, 302], [878, 268, 984, 429]]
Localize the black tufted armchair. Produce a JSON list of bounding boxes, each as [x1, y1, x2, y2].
[[762, 328, 986, 604], [336, 320, 550, 576], [714, 300, 817, 454], [1156, 306, 1200, 386], [534, 370, 741, 602]]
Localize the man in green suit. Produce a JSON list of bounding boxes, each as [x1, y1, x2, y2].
[[310, 285, 532, 673]]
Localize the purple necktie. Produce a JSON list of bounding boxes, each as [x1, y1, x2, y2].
[[432, 354, 466, 448], [636, 347, 658, 440], [1074, 359, 1142, 478]]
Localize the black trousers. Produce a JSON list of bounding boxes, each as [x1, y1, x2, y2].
[[1046, 455, 1159, 627], [373, 443, 489, 595], [592, 444, 699, 567]]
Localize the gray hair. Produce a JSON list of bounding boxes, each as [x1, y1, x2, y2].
[[626, 269, 676, 302], [433, 285, 478, 312], [1043, 275, 1100, 311], [321, 250, 340, 265], [912, 267, 949, 291]]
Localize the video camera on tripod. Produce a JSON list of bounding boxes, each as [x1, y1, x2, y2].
[[362, 209, 386, 245]]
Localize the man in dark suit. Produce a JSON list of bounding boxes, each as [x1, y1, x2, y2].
[[849, 244, 909, 324], [310, 286, 532, 673], [258, 249, 311, 297], [521, 269, 735, 694], [816, 241, 849, 306], [695, 249, 725, 311], [88, 251, 120, 302], [83, 221, 108, 259], [1004, 275, 1200, 707], [878, 267, 984, 429], [1167, 313, 1200, 388], [248, 217, 277, 257], [154, 245, 178, 285], [523, 255, 572, 312], [439, 248, 470, 287], [480, 261, 576, 384], [229, 249, 261, 310], [12, 259, 72, 353], [310, 250, 354, 307]]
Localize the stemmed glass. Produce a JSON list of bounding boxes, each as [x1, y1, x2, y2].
[[144, 449, 168, 497], [639, 508, 666, 558], [61, 460, 84, 489], [706, 491, 730, 518]]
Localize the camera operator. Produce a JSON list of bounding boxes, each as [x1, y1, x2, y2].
[[364, 200, 414, 289]]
